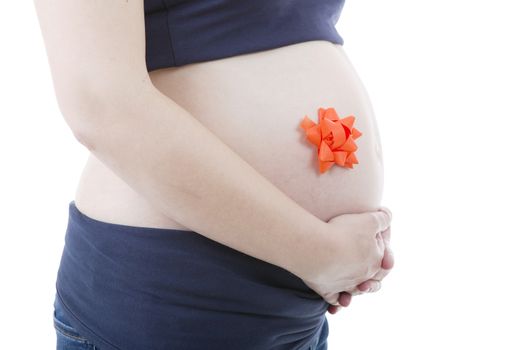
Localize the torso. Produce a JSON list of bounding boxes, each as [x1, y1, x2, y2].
[[74, 40, 384, 230]]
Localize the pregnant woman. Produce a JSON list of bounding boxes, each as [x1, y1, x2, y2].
[[34, 0, 394, 349]]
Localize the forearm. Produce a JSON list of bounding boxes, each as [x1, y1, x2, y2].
[[75, 83, 335, 280]]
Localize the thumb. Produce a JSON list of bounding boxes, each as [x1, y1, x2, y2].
[[379, 206, 392, 222], [366, 209, 391, 235]]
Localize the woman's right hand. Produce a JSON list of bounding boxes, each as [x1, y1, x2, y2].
[[329, 224, 394, 314], [301, 207, 392, 306]]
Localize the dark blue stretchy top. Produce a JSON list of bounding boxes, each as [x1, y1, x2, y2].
[[55, 201, 330, 350], [144, 0, 345, 71]]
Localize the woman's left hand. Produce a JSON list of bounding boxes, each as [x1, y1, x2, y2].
[[326, 226, 394, 315]]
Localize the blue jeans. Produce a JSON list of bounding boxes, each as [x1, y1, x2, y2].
[[53, 294, 329, 350], [309, 316, 329, 350], [53, 295, 99, 349]]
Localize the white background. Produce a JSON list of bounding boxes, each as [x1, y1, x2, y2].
[[1, 0, 524, 349]]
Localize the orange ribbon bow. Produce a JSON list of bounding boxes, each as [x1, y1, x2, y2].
[[299, 107, 362, 174]]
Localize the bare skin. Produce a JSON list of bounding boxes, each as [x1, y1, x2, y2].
[[75, 41, 384, 229], [73, 40, 392, 313], [34, 0, 393, 317], [328, 225, 394, 314]]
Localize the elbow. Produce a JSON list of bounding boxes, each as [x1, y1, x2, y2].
[[56, 92, 104, 152], [70, 126, 96, 152], [53, 79, 105, 150], [55, 76, 156, 152]]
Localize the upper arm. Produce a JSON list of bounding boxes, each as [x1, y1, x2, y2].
[[33, 0, 153, 136]]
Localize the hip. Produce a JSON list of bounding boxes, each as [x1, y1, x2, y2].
[[54, 201, 329, 350]]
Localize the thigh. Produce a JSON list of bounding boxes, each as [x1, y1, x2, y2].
[[53, 295, 99, 350]]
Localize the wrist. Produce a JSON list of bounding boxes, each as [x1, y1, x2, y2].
[[289, 220, 340, 283]]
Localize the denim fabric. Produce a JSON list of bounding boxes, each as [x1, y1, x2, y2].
[[309, 316, 329, 350], [53, 291, 329, 350], [53, 295, 99, 350]]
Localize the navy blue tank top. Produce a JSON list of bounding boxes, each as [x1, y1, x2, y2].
[[144, 0, 345, 71], [55, 201, 330, 349]]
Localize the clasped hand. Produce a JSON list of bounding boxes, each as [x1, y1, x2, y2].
[[302, 207, 394, 315]]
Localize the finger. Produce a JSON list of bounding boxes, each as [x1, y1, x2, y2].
[[376, 229, 386, 253], [368, 250, 395, 281], [381, 243, 395, 270], [380, 226, 391, 243], [328, 304, 341, 314], [367, 247, 394, 282], [372, 266, 391, 281], [327, 305, 339, 314], [379, 206, 392, 222], [369, 281, 381, 293], [338, 292, 352, 307], [369, 210, 391, 235], [358, 279, 381, 293], [357, 280, 376, 292], [366, 257, 394, 283], [351, 289, 365, 296]]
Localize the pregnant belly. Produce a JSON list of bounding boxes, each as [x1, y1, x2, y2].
[[74, 40, 384, 229]]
